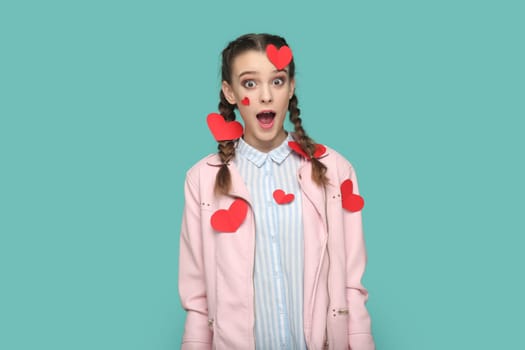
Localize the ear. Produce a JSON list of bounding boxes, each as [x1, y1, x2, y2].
[[289, 78, 296, 100], [221, 81, 237, 105]]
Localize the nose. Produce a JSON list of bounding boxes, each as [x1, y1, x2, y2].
[[260, 84, 273, 104]]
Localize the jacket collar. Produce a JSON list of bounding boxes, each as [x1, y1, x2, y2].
[[297, 158, 328, 232], [205, 154, 253, 205]]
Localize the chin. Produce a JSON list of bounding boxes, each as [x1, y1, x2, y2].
[[261, 128, 287, 142]]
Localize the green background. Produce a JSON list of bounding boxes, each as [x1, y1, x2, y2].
[[1, 0, 524, 349]]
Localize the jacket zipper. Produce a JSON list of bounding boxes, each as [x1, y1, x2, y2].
[[300, 170, 331, 348]]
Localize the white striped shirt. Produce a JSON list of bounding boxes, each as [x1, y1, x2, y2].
[[234, 134, 307, 350]]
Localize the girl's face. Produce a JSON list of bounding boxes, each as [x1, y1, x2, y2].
[[222, 50, 295, 153]]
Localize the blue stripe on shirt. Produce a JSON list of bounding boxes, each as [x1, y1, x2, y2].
[[234, 133, 307, 350]]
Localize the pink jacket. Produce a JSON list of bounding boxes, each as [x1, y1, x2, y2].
[[179, 145, 375, 350]]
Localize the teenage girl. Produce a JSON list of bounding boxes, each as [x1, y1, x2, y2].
[[178, 33, 375, 350]]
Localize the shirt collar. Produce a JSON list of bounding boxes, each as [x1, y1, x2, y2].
[[236, 133, 294, 168]]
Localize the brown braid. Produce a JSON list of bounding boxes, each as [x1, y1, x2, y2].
[[288, 94, 328, 186], [214, 91, 237, 195]]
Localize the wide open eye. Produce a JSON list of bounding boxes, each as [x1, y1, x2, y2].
[[242, 80, 257, 89], [272, 77, 285, 86]]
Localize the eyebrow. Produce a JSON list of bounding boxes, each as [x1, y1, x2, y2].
[[238, 70, 257, 78], [238, 68, 289, 79]]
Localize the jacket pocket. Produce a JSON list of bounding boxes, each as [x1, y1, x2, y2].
[[336, 308, 349, 315], [327, 306, 350, 349]]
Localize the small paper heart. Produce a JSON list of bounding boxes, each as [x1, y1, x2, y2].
[[210, 198, 248, 233], [288, 141, 326, 160], [312, 144, 327, 158], [241, 97, 250, 106], [206, 113, 244, 141], [340, 179, 364, 212], [266, 44, 293, 70], [273, 189, 295, 205], [288, 141, 309, 158]]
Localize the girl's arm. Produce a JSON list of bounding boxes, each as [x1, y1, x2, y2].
[[342, 163, 376, 350], [178, 174, 212, 350]]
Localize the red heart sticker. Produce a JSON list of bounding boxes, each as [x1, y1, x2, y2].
[[340, 179, 364, 212], [206, 113, 243, 141], [241, 97, 250, 106], [313, 144, 327, 158], [288, 141, 326, 160], [273, 189, 295, 205], [210, 198, 248, 233], [266, 44, 293, 70]]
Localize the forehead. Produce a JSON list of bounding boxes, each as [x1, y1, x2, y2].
[[231, 50, 280, 76]]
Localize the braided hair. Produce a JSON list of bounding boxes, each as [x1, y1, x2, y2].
[[288, 94, 328, 186], [215, 90, 237, 195]]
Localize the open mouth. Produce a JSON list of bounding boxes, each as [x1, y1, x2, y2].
[[256, 111, 276, 129]]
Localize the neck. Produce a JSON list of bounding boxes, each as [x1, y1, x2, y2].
[[244, 129, 288, 153]]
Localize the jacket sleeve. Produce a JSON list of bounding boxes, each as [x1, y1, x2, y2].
[[178, 173, 212, 349], [343, 164, 376, 350]]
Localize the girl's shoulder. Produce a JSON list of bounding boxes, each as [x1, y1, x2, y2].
[[184, 153, 221, 180], [288, 132, 357, 175], [318, 144, 360, 181], [321, 144, 356, 168]]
